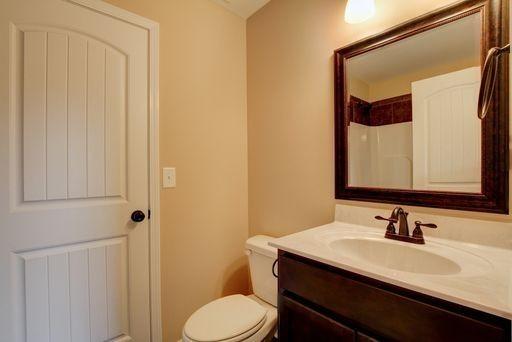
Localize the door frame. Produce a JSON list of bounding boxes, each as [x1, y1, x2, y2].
[[68, 0, 162, 340]]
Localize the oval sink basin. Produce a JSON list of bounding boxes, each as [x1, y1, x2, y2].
[[329, 238, 462, 275]]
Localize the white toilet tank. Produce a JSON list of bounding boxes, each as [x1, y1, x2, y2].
[[246, 235, 277, 307]]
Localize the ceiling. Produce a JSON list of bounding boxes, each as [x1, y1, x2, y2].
[[210, 0, 271, 19], [348, 13, 481, 83]]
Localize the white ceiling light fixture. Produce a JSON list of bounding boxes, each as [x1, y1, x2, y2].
[[344, 0, 376, 24]]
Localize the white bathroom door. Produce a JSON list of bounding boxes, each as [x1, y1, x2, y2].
[[412, 67, 481, 193], [0, 0, 153, 341]]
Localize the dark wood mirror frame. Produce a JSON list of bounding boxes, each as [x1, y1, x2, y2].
[[335, 0, 509, 214]]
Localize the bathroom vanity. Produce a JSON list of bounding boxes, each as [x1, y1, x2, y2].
[[271, 222, 512, 342], [278, 251, 510, 341]]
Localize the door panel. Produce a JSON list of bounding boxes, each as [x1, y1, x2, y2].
[[17, 238, 129, 342], [68, 35, 88, 199], [20, 28, 127, 202], [412, 67, 481, 192], [46, 32, 69, 200], [1, 1, 151, 341], [22, 31, 47, 201]]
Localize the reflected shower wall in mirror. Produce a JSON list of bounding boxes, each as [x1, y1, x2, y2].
[[346, 13, 482, 193]]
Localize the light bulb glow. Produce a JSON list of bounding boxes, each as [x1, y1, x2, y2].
[[345, 0, 376, 24]]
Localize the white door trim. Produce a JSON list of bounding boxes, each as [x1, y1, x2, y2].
[[68, 1, 162, 341]]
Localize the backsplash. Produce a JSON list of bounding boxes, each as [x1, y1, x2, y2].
[[349, 94, 412, 126], [335, 204, 512, 249]]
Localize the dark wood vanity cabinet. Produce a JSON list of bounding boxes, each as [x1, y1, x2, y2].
[[280, 295, 356, 341], [277, 251, 511, 342]]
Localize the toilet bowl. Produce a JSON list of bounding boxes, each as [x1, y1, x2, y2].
[[182, 236, 277, 342]]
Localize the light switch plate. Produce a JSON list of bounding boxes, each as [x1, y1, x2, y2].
[[163, 167, 176, 188]]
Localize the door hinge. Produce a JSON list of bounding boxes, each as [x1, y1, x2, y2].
[[148, 209, 151, 220]]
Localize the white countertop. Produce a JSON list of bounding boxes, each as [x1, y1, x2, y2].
[[269, 221, 512, 319]]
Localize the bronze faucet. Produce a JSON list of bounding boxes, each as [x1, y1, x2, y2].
[[375, 207, 437, 244]]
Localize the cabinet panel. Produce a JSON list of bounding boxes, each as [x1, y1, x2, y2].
[[278, 252, 510, 342], [279, 294, 355, 342]]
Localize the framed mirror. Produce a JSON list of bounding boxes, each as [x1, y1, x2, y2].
[[335, 0, 509, 213]]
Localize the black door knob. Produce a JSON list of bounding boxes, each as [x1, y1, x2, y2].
[[131, 210, 146, 223]]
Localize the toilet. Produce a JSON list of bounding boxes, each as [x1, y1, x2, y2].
[[182, 235, 278, 342]]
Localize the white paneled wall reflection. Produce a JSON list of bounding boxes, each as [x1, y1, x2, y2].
[[18, 238, 129, 342], [22, 29, 127, 202], [348, 122, 412, 189]]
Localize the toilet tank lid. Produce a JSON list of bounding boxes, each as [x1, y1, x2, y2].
[[246, 235, 277, 258]]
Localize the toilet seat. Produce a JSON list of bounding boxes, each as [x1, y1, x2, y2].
[[183, 295, 269, 342], [183, 318, 266, 342]]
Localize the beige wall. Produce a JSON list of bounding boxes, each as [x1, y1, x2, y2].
[[368, 58, 479, 102], [349, 58, 479, 102], [105, 0, 248, 341], [247, 0, 512, 239], [348, 77, 370, 102], [348, 58, 478, 103]]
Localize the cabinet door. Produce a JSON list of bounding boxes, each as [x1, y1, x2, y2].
[[279, 294, 356, 342]]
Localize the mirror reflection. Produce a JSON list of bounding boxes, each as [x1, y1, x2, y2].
[[347, 13, 482, 193]]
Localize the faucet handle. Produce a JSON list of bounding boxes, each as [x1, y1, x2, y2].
[[375, 216, 398, 234], [375, 215, 398, 223], [413, 221, 437, 239], [414, 221, 437, 229]]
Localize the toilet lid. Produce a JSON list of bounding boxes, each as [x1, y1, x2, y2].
[[184, 295, 267, 342]]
